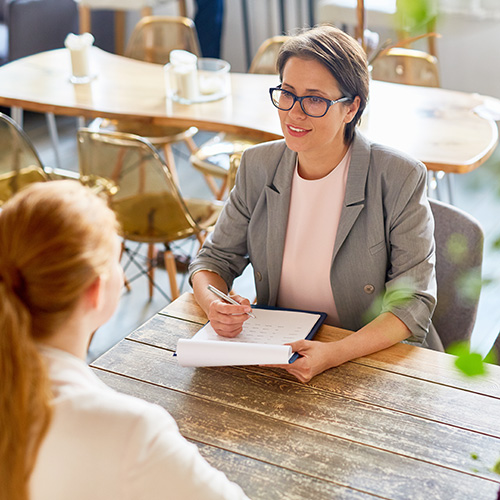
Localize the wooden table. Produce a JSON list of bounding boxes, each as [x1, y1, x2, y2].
[[0, 47, 498, 174], [91, 292, 500, 500]]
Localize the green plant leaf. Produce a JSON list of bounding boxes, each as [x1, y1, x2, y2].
[[447, 341, 487, 377], [396, 0, 438, 33]]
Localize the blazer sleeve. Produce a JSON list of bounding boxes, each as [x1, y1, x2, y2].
[[380, 160, 437, 343]]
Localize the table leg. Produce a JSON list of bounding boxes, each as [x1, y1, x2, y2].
[[278, 0, 286, 33], [240, 0, 252, 70], [79, 5, 91, 34], [308, 0, 315, 27], [45, 113, 62, 170], [178, 0, 187, 17], [114, 11, 126, 55], [11, 106, 23, 127]]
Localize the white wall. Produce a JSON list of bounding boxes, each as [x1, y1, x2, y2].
[[436, 13, 500, 99]]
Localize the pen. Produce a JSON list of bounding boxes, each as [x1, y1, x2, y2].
[[207, 284, 256, 318]]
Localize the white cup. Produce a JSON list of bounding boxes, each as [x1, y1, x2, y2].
[[165, 50, 199, 103], [64, 32, 95, 84]]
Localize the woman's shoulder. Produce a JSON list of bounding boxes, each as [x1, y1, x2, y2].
[[245, 138, 288, 154], [364, 136, 426, 177], [237, 139, 294, 189], [242, 139, 290, 165]]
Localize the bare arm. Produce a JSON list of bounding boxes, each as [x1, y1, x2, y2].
[[282, 312, 411, 383], [191, 270, 252, 337]]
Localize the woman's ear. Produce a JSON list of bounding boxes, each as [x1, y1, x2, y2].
[[84, 276, 104, 310], [344, 95, 361, 124]]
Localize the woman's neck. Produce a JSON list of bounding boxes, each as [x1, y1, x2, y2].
[[38, 308, 94, 361], [297, 142, 349, 180]]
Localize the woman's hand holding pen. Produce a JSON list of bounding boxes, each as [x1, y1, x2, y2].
[[207, 293, 253, 338]]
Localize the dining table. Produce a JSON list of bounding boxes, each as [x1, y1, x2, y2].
[[90, 292, 500, 500], [0, 46, 498, 175]]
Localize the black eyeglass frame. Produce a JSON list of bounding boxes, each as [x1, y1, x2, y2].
[[269, 86, 352, 118]]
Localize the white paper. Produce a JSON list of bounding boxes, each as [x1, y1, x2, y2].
[[176, 339, 292, 367], [176, 308, 323, 367]]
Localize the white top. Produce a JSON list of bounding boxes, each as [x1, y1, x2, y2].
[[277, 148, 351, 325], [30, 346, 249, 500]]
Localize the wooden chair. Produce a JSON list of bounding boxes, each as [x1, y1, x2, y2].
[[430, 199, 484, 350], [189, 36, 289, 200], [77, 128, 223, 301], [89, 16, 201, 186], [0, 112, 49, 206], [370, 47, 440, 87]]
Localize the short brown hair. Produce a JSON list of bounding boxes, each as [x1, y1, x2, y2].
[[277, 25, 369, 144]]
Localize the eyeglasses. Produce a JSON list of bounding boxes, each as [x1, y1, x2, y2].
[[269, 86, 351, 118]]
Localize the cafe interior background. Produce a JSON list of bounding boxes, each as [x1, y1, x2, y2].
[[5, 0, 500, 363]]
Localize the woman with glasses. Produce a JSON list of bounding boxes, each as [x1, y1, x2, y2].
[[189, 25, 440, 383], [0, 181, 248, 500]]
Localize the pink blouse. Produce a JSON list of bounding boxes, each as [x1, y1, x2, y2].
[[277, 148, 352, 325]]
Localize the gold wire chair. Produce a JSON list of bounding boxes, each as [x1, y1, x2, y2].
[[89, 16, 201, 185], [0, 112, 49, 206], [189, 36, 289, 200], [370, 47, 440, 88], [77, 128, 223, 300]]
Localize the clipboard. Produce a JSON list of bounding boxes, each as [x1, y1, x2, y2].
[[175, 305, 327, 367]]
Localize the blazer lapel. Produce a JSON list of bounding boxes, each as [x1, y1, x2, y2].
[[332, 132, 371, 262], [265, 147, 296, 305]]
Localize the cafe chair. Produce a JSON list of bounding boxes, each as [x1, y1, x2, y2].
[[248, 35, 289, 74], [370, 47, 440, 88], [371, 47, 451, 202], [77, 128, 223, 301], [89, 16, 201, 186], [189, 36, 289, 200], [0, 112, 50, 206], [430, 199, 484, 350]]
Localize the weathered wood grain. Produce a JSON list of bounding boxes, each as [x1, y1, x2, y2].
[[194, 443, 381, 500], [93, 368, 500, 500], [158, 293, 500, 398], [92, 339, 500, 482]]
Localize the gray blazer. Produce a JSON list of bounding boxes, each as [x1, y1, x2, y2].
[[190, 132, 438, 345]]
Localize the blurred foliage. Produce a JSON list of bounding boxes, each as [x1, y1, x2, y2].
[[469, 452, 500, 481], [456, 269, 491, 304], [396, 0, 438, 34], [493, 459, 500, 476], [362, 279, 415, 325], [492, 235, 500, 251], [446, 233, 468, 264], [447, 341, 498, 377]]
